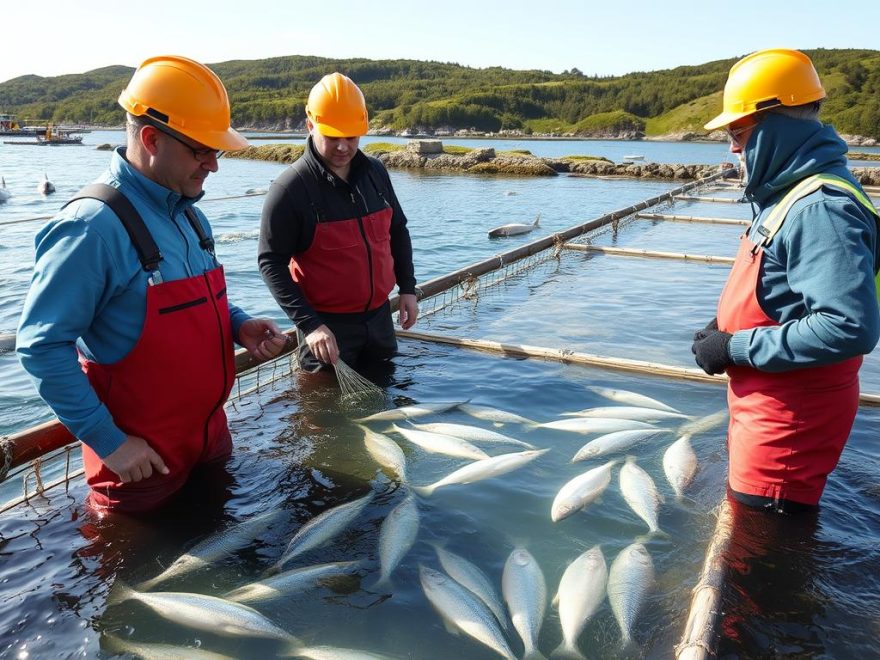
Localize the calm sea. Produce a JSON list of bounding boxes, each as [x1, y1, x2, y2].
[[1, 131, 878, 659]]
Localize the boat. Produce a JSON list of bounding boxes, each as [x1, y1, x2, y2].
[[623, 154, 645, 161], [38, 125, 84, 146], [0, 114, 46, 136]]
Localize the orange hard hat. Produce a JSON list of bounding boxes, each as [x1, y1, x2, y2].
[[705, 48, 826, 130], [118, 55, 248, 151], [306, 73, 369, 137]]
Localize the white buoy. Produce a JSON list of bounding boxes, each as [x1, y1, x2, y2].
[[37, 173, 56, 195]]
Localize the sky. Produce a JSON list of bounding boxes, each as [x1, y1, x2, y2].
[[1, 0, 879, 84]]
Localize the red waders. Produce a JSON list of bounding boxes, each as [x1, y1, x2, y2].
[[70, 185, 235, 513], [717, 174, 877, 506]]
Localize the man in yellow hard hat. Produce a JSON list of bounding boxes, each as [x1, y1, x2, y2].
[[17, 55, 289, 513], [692, 48, 880, 512], [258, 72, 418, 375]]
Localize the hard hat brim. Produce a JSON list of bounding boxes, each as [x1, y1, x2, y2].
[[704, 110, 751, 131], [194, 127, 250, 152], [313, 120, 366, 139]]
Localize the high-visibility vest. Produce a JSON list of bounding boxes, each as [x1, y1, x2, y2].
[[754, 173, 880, 299]]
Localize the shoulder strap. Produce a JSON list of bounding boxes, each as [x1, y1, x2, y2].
[[184, 207, 215, 256], [757, 173, 880, 247], [64, 183, 161, 273]]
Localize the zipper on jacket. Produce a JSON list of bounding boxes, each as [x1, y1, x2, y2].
[[352, 186, 375, 312]]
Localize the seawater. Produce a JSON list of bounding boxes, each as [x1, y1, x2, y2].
[[1, 131, 879, 659]]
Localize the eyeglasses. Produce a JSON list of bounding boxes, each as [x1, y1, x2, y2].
[[725, 116, 762, 145], [150, 121, 225, 162]]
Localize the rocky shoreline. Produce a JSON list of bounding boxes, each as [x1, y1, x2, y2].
[[225, 140, 880, 185]]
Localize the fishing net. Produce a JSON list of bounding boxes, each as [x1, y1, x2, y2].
[[292, 327, 385, 403]]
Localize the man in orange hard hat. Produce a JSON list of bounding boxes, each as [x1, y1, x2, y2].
[[17, 55, 289, 513], [259, 72, 418, 374], [692, 48, 880, 512]]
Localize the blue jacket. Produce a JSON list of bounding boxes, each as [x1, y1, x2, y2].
[[17, 148, 250, 457], [728, 113, 880, 371]]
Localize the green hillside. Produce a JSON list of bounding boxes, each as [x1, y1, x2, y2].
[[1, 49, 878, 139]]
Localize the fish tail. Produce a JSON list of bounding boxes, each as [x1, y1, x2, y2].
[[107, 580, 137, 606], [523, 649, 548, 660], [550, 642, 587, 660], [372, 574, 393, 593], [412, 485, 434, 498]]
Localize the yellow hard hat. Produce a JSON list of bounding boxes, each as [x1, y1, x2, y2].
[[118, 55, 248, 151], [704, 48, 825, 131], [306, 73, 369, 137]]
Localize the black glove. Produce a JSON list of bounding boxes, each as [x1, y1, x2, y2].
[[691, 329, 733, 375], [693, 317, 719, 342]]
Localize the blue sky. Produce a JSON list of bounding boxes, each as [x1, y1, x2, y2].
[[1, 0, 878, 84]]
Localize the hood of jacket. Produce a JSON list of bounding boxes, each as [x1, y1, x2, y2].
[[743, 112, 854, 208]]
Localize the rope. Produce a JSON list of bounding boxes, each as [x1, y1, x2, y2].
[[0, 190, 268, 228], [0, 436, 11, 481]]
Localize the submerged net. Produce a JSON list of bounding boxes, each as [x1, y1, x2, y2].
[[333, 358, 385, 404]]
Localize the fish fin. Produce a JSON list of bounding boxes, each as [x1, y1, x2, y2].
[[106, 580, 137, 606], [442, 617, 461, 636], [551, 592, 560, 608], [493, 422, 504, 428], [411, 485, 434, 498], [534, 213, 541, 227]]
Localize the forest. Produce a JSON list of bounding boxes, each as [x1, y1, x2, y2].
[[1, 49, 878, 139]]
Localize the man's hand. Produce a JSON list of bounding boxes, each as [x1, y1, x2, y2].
[[306, 324, 339, 365], [237, 318, 289, 362], [102, 435, 169, 483], [693, 317, 719, 342], [692, 329, 733, 375], [398, 293, 419, 330]]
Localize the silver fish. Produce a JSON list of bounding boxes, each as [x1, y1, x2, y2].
[[420, 565, 516, 660], [488, 213, 540, 238], [553, 545, 608, 660], [414, 449, 550, 497], [354, 401, 467, 423], [502, 546, 547, 660], [138, 509, 282, 590], [551, 460, 616, 522], [607, 543, 654, 647], [376, 495, 420, 589], [408, 421, 536, 449], [677, 409, 728, 437], [571, 429, 671, 462], [458, 403, 536, 426], [110, 583, 299, 645], [223, 560, 362, 604], [619, 457, 664, 535], [663, 434, 698, 500], [295, 647, 395, 660], [434, 545, 508, 629], [563, 406, 689, 422], [586, 386, 681, 413], [392, 424, 489, 461], [359, 426, 407, 482], [537, 418, 655, 434], [270, 492, 374, 573], [101, 633, 234, 660]]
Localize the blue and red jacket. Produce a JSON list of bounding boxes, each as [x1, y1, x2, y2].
[[258, 138, 416, 334]]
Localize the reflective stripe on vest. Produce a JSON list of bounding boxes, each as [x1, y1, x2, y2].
[[755, 173, 880, 299]]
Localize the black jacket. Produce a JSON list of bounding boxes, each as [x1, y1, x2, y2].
[[258, 138, 416, 334]]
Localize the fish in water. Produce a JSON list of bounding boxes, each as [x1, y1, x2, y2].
[[434, 545, 509, 630], [458, 403, 537, 426], [663, 434, 698, 500], [552, 545, 608, 660], [392, 423, 489, 461], [223, 560, 363, 604], [419, 565, 516, 660], [585, 385, 681, 413], [295, 646, 396, 660], [551, 460, 616, 522], [354, 400, 467, 423], [537, 417, 655, 435], [619, 457, 664, 535], [375, 494, 420, 590], [37, 173, 55, 195], [137, 509, 283, 590], [269, 492, 374, 574], [0, 176, 10, 202], [607, 543, 654, 648], [408, 421, 536, 449], [359, 425, 408, 483], [101, 633, 234, 660], [502, 546, 547, 660], [487, 213, 541, 238], [109, 583, 300, 646], [677, 409, 728, 437], [562, 406, 690, 422], [0, 332, 15, 353], [413, 448, 549, 497], [571, 429, 671, 462]]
